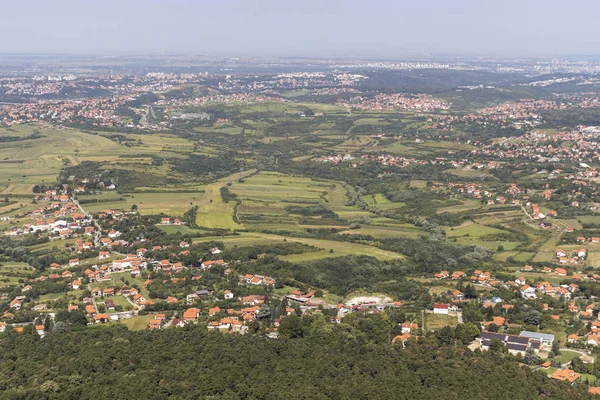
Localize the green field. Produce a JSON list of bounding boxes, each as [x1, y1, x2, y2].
[[0, 262, 35, 287], [192, 232, 403, 261], [157, 225, 207, 235], [0, 125, 126, 195], [437, 199, 482, 214], [425, 313, 458, 330], [552, 350, 584, 364], [120, 314, 154, 330]]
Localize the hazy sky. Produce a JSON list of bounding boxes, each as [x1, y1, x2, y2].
[[1, 0, 599, 58]]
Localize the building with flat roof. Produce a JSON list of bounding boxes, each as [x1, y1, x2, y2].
[[479, 331, 533, 356], [519, 331, 554, 351]]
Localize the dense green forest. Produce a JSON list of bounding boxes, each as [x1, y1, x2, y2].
[[0, 324, 588, 400]]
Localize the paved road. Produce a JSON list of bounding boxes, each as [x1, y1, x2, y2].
[[123, 295, 136, 310], [72, 198, 102, 248], [87, 284, 99, 314], [558, 348, 589, 368]]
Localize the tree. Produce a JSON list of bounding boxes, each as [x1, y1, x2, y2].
[[462, 302, 483, 323], [278, 314, 305, 339], [523, 349, 541, 365], [552, 341, 561, 355], [464, 284, 477, 299], [571, 357, 586, 373], [53, 321, 67, 333], [454, 323, 480, 344], [523, 310, 542, 326], [437, 326, 454, 345], [489, 338, 507, 353]]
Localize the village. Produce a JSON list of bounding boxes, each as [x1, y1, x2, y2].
[[2, 182, 600, 391]]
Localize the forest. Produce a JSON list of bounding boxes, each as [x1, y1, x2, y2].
[[0, 323, 589, 400]]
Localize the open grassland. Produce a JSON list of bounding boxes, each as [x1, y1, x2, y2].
[[119, 314, 154, 331], [446, 221, 522, 250], [447, 168, 493, 178], [97, 131, 199, 157], [409, 180, 427, 189], [157, 225, 208, 235], [587, 252, 600, 267], [231, 171, 369, 231], [446, 222, 506, 238], [81, 190, 207, 218], [381, 141, 414, 154], [110, 272, 150, 297], [517, 271, 563, 285], [0, 125, 205, 199], [553, 350, 584, 364], [361, 193, 403, 210], [0, 203, 42, 231], [436, 199, 482, 214], [192, 232, 403, 262], [337, 225, 422, 238], [494, 251, 535, 262], [226, 170, 416, 240], [0, 125, 126, 195], [129, 192, 203, 216], [425, 313, 458, 330], [575, 215, 600, 225], [233, 172, 334, 203], [191, 170, 257, 231], [0, 262, 35, 287]]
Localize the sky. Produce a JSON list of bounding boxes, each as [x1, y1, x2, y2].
[[1, 0, 600, 58]]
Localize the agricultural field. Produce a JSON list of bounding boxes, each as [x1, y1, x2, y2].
[[436, 199, 482, 214], [195, 183, 241, 230], [0, 125, 126, 195], [425, 313, 458, 330], [231, 172, 355, 229], [361, 193, 403, 210], [119, 314, 155, 331], [0, 262, 35, 287], [191, 232, 403, 261]]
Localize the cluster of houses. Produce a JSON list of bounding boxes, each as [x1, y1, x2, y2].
[[433, 266, 581, 301], [241, 274, 275, 286], [392, 321, 420, 346], [555, 248, 587, 265], [3, 199, 94, 238], [160, 217, 182, 225], [566, 320, 600, 348], [335, 299, 403, 323], [430, 182, 487, 199], [576, 236, 600, 243]]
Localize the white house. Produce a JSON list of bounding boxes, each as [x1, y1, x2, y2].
[[433, 303, 449, 314], [515, 277, 527, 286], [520, 285, 537, 299]]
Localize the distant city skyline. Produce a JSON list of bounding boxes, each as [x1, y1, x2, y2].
[[2, 0, 600, 58]]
